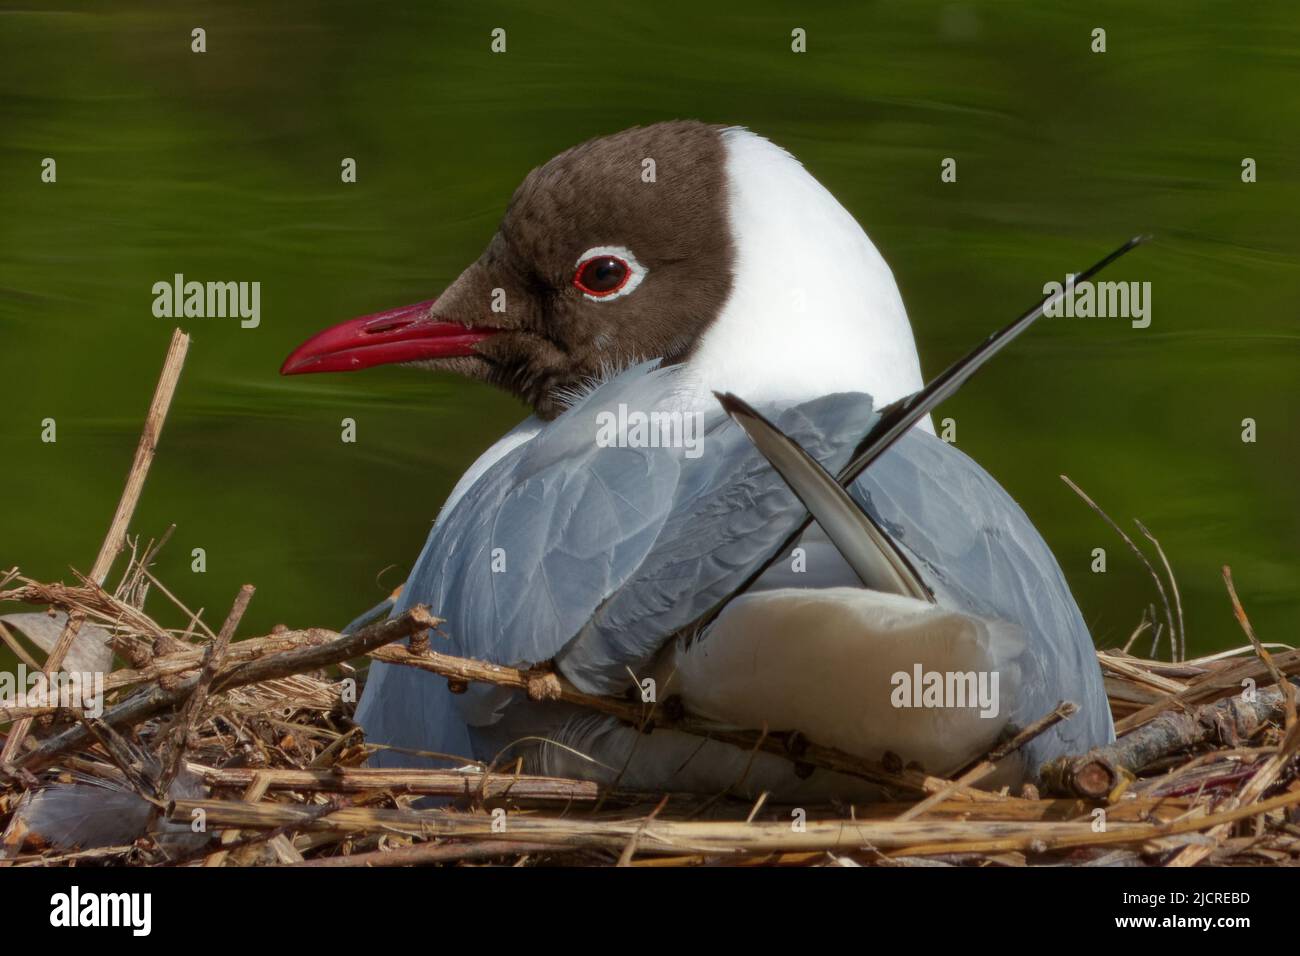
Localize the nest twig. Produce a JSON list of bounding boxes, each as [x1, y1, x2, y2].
[[1, 331, 1296, 867]]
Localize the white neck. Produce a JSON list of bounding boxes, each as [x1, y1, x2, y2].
[[687, 128, 929, 422]]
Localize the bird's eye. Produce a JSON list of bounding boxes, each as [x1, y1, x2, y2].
[[572, 246, 646, 301], [574, 256, 629, 296]]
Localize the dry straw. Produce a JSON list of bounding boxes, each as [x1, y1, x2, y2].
[[1, 333, 1295, 867]]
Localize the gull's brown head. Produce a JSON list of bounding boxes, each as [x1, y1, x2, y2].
[[281, 121, 736, 419]]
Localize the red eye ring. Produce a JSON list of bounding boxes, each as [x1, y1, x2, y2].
[[573, 255, 632, 297]]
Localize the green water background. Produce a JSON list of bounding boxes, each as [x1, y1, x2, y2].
[[2, 1, 1296, 662]]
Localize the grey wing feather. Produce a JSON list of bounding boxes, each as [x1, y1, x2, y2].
[[847, 430, 1115, 762], [360, 367, 685, 764], [400, 365, 873, 691], [14, 768, 207, 851], [359, 364, 875, 764], [395, 369, 686, 672], [360, 362, 1112, 771], [556, 388, 878, 693], [713, 391, 933, 602]]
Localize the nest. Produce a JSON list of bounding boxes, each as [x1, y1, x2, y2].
[[1, 330, 1296, 867]]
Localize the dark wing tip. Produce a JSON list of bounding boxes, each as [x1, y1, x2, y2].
[[712, 390, 759, 420]]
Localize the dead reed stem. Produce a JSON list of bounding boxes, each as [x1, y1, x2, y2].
[[159, 584, 255, 792], [1060, 474, 1178, 660], [1, 329, 189, 764]]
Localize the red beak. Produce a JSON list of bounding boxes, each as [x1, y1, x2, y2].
[[280, 300, 499, 375]]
